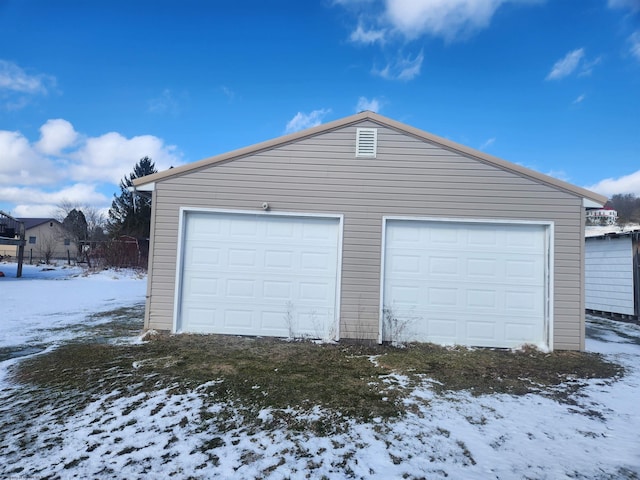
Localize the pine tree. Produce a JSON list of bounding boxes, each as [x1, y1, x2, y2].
[[107, 157, 157, 238]]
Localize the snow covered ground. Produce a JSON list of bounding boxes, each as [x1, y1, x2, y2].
[[0, 264, 639, 479], [585, 223, 640, 237]]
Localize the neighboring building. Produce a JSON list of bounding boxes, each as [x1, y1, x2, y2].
[[585, 231, 640, 320], [132, 111, 606, 351], [586, 207, 618, 225], [0, 218, 76, 262]]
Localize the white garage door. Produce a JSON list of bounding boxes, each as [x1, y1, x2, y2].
[[177, 211, 341, 339], [382, 220, 548, 349]]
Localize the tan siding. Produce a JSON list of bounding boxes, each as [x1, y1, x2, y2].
[[146, 122, 586, 350]]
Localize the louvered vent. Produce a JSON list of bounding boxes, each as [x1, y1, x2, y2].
[[356, 128, 377, 158]]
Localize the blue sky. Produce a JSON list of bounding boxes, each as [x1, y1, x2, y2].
[[0, 0, 638, 217]]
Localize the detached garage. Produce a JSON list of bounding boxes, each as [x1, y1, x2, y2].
[[133, 111, 606, 351]]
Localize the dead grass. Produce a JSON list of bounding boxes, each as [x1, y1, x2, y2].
[[379, 343, 623, 399], [12, 328, 623, 431]]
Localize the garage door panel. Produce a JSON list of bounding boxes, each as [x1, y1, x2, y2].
[[225, 279, 255, 298], [383, 220, 548, 349], [429, 319, 458, 340], [227, 248, 256, 267], [467, 289, 497, 308], [183, 307, 218, 333], [467, 320, 496, 342], [224, 309, 253, 328], [428, 256, 459, 276], [504, 322, 537, 343], [507, 229, 543, 250], [265, 219, 294, 238], [230, 218, 258, 236], [301, 251, 332, 271], [467, 228, 498, 248], [303, 221, 336, 240], [260, 310, 287, 331], [263, 280, 292, 300], [186, 246, 221, 267], [504, 288, 544, 314], [429, 287, 458, 306], [186, 276, 219, 297], [505, 258, 543, 282], [466, 258, 497, 278], [264, 250, 294, 269], [178, 212, 340, 339], [386, 284, 422, 305]]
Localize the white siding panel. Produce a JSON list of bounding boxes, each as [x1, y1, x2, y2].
[[585, 236, 634, 315]]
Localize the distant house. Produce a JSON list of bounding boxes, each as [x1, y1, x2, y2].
[[586, 207, 618, 225], [585, 230, 640, 320], [0, 218, 76, 262]]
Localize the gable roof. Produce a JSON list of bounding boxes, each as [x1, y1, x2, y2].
[[132, 111, 607, 207], [18, 218, 60, 230]]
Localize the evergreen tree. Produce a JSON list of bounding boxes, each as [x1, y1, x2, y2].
[[62, 208, 88, 257], [107, 157, 157, 238]]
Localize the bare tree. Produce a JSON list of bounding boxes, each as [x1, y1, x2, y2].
[[84, 205, 107, 242], [37, 231, 57, 264], [54, 200, 107, 243], [53, 200, 77, 223], [608, 194, 640, 226]]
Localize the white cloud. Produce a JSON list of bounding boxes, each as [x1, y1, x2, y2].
[[0, 60, 54, 94], [384, 0, 506, 41], [220, 85, 236, 102], [629, 31, 640, 61], [573, 93, 586, 104], [373, 51, 424, 81], [72, 132, 180, 184], [0, 60, 56, 110], [479, 137, 496, 150], [384, 0, 544, 42], [338, 0, 541, 42], [577, 56, 602, 77], [0, 130, 58, 185], [11, 204, 58, 218], [546, 48, 585, 80], [148, 89, 182, 115], [356, 96, 382, 112], [35, 119, 79, 155], [350, 22, 387, 44], [545, 169, 571, 182], [336, 1, 540, 80], [607, 0, 640, 12], [0, 119, 182, 215], [586, 170, 640, 198], [0, 184, 108, 217], [285, 109, 332, 134]]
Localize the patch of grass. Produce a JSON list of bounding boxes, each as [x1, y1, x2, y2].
[[13, 335, 401, 424], [11, 333, 623, 432], [379, 343, 623, 398]]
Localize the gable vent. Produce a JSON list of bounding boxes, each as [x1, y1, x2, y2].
[[356, 128, 377, 158]]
